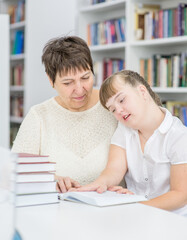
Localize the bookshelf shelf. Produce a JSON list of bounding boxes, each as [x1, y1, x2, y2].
[[10, 53, 25, 60], [153, 87, 187, 93], [90, 42, 126, 52], [80, 0, 126, 13], [10, 21, 25, 30], [131, 36, 187, 47], [10, 86, 24, 92], [10, 116, 24, 124]]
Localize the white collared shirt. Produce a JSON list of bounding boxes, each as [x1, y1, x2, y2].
[[111, 107, 187, 216]]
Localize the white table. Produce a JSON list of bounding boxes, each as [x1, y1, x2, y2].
[[16, 201, 187, 240]]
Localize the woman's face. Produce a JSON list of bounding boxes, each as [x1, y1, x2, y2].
[[50, 69, 94, 111], [106, 81, 147, 129]]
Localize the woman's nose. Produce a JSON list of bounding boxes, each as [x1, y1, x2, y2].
[[75, 82, 84, 94]]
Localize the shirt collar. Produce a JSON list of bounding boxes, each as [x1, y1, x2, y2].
[[158, 107, 173, 134]]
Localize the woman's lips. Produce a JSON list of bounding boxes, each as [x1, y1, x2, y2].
[[73, 95, 85, 101]]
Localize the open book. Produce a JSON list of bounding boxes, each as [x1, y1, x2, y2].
[[59, 191, 147, 207]]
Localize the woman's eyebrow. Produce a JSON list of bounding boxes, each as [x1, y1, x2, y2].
[[81, 71, 91, 78], [60, 78, 74, 82]]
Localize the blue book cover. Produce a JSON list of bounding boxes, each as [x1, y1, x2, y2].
[[182, 106, 187, 126]]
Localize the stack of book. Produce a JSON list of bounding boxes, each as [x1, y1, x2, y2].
[[15, 153, 59, 207]]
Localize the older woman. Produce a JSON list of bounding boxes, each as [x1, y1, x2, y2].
[[12, 36, 117, 192]]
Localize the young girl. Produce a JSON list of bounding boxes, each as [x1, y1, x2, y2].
[[77, 70, 187, 216]]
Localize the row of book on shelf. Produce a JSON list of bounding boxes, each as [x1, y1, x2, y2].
[[135, 3, 187, 40], [87, 17, 125, 46], [94, 58, 125, 87], [14, 153, 58, 207], [164, 101, 187, 126], [10, 95, 23, 118], [11, 30, 24, 55], [10, 64, 24, 86], [90, 0, 114, 5], [140, 52, 187, 88], [8, 0, 25, 24]]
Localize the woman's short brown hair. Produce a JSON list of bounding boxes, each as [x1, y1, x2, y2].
[[42, 36, 94, 83], [99, 70, 162, 109]]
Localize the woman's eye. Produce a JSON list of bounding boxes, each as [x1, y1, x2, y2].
[[120, 98, 124, 103], [82, 77, 89, 80], [112, 109, 116, 113], [63, 82, 71, 86]]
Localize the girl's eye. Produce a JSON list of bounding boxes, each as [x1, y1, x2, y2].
[[112, 109, 116, 113], [120, 98, 124, 103]]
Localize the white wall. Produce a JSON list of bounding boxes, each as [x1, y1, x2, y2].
[[0, 14, 9, 148], [25, 0, 77, 113]]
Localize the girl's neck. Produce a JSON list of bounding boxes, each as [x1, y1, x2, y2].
[[138, 105, 165, 139]]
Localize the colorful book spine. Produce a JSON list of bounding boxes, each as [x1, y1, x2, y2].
[[87, 17, 126, 46], [135, 3, 187, 40], [140, 51, 187, 88]]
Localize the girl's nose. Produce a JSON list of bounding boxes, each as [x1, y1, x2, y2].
[[116, 104, 123, 115]]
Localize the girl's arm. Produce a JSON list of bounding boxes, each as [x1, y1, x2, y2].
[[141, 163, 187, 211], [76, 144, 128, 193]]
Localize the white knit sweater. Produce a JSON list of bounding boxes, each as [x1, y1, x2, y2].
[[12, 98, 117, 185]]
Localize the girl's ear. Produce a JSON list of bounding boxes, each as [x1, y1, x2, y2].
[[138, 84, 148, 100]]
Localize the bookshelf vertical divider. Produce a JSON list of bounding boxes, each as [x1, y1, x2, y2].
[[0, 14, 9, 148]]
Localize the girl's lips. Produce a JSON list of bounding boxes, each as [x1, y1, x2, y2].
[[123, 114, 130, 121]]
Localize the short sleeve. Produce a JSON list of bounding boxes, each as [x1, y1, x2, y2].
[[168, 131, 187, 165], [111, 122, 126, 149], [11, 107, 41, 154]]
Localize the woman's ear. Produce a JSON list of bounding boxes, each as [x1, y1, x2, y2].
[[47, 74, 54, 88]]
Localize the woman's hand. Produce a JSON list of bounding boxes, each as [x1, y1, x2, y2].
[[55, 175, 81, 193]]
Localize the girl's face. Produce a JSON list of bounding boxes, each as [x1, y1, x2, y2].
[[106, 81, 147, 129]]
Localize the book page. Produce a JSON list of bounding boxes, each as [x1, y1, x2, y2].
[[59, 191, 147, 207]]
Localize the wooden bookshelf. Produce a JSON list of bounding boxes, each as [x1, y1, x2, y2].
[[78, 0, 187, 124], [0, 0, 77, 147], [78, 0, 187, 100]]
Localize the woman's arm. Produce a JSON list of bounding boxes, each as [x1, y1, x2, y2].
[[142, 163, 187, 211], [11, 108, 41, 154], [76, 144, 128, 193]]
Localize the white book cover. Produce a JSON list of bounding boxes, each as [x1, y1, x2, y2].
[[59, 191, 147, 207], [16, 192, 59, 207], [16, 181, 57, 194], [16, 172, 55, 183], [17, 162, 56, 173], [17, 153, 49, 163]]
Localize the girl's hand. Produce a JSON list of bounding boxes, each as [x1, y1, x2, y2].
[[108, 186, 134, 194], [69, 181, 108, 194], [55, 175, 81, 193]]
